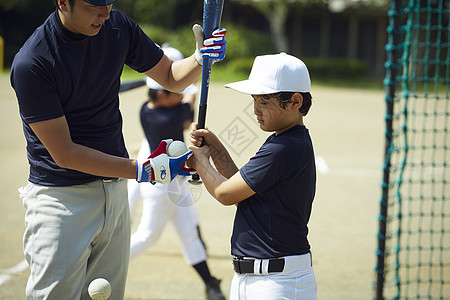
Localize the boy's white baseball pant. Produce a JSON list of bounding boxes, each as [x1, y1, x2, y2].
[[229, 253, 317, 300]]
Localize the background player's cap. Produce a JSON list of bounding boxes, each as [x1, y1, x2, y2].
[[224, 52, 311, 95], [82, 0, 118, 5], [146, 45, 199, 95]]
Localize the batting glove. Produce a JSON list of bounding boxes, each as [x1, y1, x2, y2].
[[136, 139, 196, 184], [193, 24, 227, 66]]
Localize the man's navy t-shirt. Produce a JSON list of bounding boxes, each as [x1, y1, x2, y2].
[[233, 125, 316, 259], [10, 10, 163, 186]]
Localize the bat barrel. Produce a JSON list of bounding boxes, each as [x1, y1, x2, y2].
[[202, 0, 224, 37]]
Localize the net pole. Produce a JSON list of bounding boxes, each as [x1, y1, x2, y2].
[[0, 36, 3, 73], [375, 1, 402, 299]]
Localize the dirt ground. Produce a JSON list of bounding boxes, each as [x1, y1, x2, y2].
[[0, 72, 385, 299]]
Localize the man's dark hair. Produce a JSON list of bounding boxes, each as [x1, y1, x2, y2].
[[262, 92, 313, 116]]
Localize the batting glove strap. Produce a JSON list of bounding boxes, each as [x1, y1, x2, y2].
[[136, 159, 155, 183]]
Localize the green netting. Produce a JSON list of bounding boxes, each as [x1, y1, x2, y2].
[[375, 0, 450, 299]]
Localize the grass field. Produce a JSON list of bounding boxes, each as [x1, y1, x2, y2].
[[0, 73, 385, 299]]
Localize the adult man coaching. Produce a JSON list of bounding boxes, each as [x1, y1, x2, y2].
[[10, 0, 226, 298]]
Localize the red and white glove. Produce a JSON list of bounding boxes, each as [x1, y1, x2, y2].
[[193, 24, 227, 66], [136, 139, 196, 184]]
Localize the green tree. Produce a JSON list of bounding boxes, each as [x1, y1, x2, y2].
[[113, 0, 201, 29], [231, 0, 387, 52]]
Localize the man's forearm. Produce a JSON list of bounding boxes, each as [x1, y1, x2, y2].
[[144, 55, 201, 93], [29, 116, 138, 180], [59, 143, 136, 179], [167, 56, 202, 92]]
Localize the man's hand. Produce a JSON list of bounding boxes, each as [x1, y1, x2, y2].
[[136, 139, 196, 184], [193, 24, 227, 66]]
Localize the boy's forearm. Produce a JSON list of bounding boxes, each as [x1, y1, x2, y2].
[[208, 141, 238, 178], [196, 161, 237, 206]]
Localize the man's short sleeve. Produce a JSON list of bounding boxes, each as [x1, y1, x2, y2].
[[11, 52, 64, 124]]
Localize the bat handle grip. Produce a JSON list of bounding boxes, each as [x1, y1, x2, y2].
[[189, 138, 204, 184], [188, 139, 205, 185], [189, 57, 212, 185], [197, 104, 207, 130], [189, 104, 207, 185]]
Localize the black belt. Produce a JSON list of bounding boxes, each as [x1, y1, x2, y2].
[[232, 257, 285, 274]]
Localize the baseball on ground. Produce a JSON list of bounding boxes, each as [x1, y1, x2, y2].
[[88, 278, 111, 300]]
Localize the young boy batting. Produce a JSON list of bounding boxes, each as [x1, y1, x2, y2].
[[188, 52, 318, 300]]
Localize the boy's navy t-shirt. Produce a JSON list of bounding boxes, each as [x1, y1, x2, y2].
[[10, 10, 163, 186], [140, 102, 193, 152], [234, 125, 316, 259]]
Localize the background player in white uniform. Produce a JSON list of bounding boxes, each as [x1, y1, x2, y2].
[[127, 46, 225, 300], [188, 53, 318, 299]]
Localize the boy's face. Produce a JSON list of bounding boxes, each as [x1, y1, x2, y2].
[[59, 0, 112, 36], [252, 94, 302, 134]]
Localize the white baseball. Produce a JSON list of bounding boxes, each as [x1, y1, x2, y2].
[[167, 140, 188, 157], [88, 278, 111, 300]]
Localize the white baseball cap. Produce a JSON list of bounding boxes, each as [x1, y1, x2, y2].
[[224, 52, 311, 95], [146, 46, 199, 95]]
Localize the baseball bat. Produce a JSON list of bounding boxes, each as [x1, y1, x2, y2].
[[119, 79, 147, 93], [189, 0, 225, 185]]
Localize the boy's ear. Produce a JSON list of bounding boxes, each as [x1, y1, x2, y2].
[[290, 93, 303, 111]]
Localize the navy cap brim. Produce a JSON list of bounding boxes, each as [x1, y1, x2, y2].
[[83, 0, 117, 5]]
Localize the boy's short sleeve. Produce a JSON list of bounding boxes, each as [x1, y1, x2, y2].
[[240, 140, 286, 194]]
